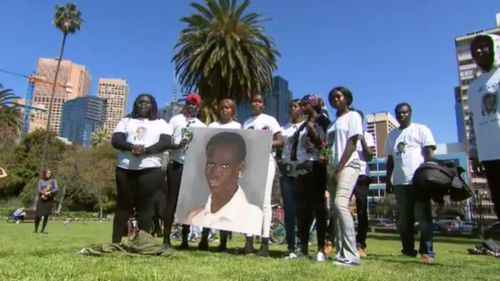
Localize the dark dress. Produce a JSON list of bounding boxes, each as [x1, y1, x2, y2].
[[35, 179, 58, 217]]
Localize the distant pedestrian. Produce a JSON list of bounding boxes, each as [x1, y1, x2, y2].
[[35, 169, 58, 233]]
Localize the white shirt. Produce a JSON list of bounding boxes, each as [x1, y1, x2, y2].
[[114, 118, 173, 170], [169, 113, 206, 163], [358, 131, 376, 176], [185, 186, 263, 235], [327, 111, 363, 166], [468, 66, 500, 161], [208, 120, 242, 129], [384, 123, 436, 186], [243, 113, 281, 134]]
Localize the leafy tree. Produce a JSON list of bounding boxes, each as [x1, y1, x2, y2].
[[173, 0, 279, 121], [40, 3, 83, 171], [90, 128, 110, 147], [0, 86, 22, 143]]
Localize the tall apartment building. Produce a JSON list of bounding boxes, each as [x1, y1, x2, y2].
[[32, 58, 92, 134], [365, 112, 399, 158], [14, 99, 47, 133], [237, 76, 293, 124], [60, 96, 107, 147], [97, 79, 129, 134], [454, 14, 500, 150]]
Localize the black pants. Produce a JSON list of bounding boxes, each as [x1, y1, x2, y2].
[[296, 161, 327, 254], [163, 161, 190, 245], [483, 160, 500, 219], [352, 175, 370, 249], [112, 167, 163, 243]]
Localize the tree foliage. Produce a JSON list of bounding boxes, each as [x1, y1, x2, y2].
[[0, 86, 22, 143], [173, 0, 280, 120]]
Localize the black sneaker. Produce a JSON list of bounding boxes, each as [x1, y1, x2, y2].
[[198, 240, 209, 251], [178, 242, 189, 250], [401, 249, 418, 257], [258, 244, 269, 257]]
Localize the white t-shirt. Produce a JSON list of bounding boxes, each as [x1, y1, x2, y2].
[[208, 120, 242, 129], [468, 66, 500, 162], [358, 131, 376, 176], [327, 111, 363, 166], [113, 117, 173, 170], [169, 113, 206, 163], [280, 121, 305, 164], [384, 123, 436, 186], [243, 113, 281, 134]]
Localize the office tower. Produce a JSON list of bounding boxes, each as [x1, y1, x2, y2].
[[97, 79, 129, 134], [237, 76, 293, 124], [365, 112, 399, 158], [14, 99, 48, 133], [32, 58, 92, 134], [60, 96, 107, 147]]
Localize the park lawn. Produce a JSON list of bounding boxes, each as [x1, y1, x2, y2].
[[0, 221, 498, 281]]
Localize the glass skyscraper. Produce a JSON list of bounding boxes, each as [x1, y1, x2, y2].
[[60, 96, 107, 147], [237, 75, 293, 125]]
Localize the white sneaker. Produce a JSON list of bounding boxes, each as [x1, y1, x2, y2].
[[284, 252, 298, 260], [316, 251, 326, 262]]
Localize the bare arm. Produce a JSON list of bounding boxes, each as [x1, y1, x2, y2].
[[272, 132, 284, 149], [422, 145, 435, 162]]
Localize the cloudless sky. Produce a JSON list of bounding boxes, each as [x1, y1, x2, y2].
[[1, 1, 499, 144]]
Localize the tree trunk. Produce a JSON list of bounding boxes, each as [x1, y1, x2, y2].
[[98, 188, 103, 219], [56, 184, 66, 213], [39, 33, 67, 175]]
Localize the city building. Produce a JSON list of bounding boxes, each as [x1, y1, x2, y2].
[[365, 112, 399, 158], [14, 99, 47, 133], [60, 96, 107, 147], [237, 76, 293, 124], [32, 58, 91, 134], [97, 78, 129, 135]]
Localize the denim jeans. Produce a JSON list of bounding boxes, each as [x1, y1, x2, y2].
[[394, 185, 435, 257], [280, 175, 298, 251], [333, 166, 360, 263]]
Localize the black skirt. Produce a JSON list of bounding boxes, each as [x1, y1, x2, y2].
[[36, 198, 54, 217]]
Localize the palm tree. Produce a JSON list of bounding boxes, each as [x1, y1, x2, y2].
[[40, 3, 83, 171], [0, 86, 22, 142], [173, 0, 280, 118]]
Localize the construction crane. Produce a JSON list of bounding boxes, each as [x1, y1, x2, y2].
[[0, 68, 67, 137]]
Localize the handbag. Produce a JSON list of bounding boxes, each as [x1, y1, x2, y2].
[[296, 160, 314, 175]]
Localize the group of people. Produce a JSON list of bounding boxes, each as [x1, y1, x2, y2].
[[26, 33, 498, 267]]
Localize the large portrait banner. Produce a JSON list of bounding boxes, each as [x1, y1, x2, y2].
[[175, 127, 272, 235]]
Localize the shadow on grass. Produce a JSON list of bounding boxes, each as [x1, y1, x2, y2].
[[370, 233, 479, 245]]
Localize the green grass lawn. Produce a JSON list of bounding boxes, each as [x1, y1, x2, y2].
[[0, 221, 498, 281]]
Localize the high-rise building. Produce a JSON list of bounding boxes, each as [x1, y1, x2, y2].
[[237, 76, 293, 125], [14, 99, 47, 133], [97, 78, 129, 134], [32, 58, 92, 134], [454, 14, 500, 150], [60, 96, 107, 147], [365, 112, 399, 158]]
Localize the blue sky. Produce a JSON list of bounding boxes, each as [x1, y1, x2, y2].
[[0, 1, 499, 143]]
